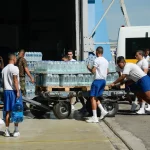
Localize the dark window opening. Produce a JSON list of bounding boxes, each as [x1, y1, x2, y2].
[[126, 38, 150, 59], [0, 0, 76, 65]]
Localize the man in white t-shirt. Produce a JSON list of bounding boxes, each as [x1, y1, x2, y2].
[[110, 56, 150, 105], [67, 50, 76, 109], [86, 46, 109, 123], [143, 48, 150, 111], [134, 50, 148, 114], [144, 48, 150, 62], [2, 54, 22, 137], [67, 50, 76, 62]]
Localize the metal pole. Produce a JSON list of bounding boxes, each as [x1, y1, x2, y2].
[[120, 0, 131, 26], [75, 0, 80, 60], [81, 0, 89, 60], [89, 0, 115, 39]]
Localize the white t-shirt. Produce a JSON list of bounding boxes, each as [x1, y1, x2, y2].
[[122, 63, 146, 82], [116, 66, 123, 73], [69, 59, 76, 62], [136, 58, 148, 70], [144, 55, 150, 62], [93, 57, 109, 80], [2, 64, 20, 90]]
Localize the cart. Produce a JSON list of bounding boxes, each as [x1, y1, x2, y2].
[[22, 83, 125, 119]]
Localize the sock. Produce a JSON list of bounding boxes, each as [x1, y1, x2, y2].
[[6, 127, 9, 131], [134, 97, 138, 105], [98, 104, 105, 112], [141, 102, 146, 110], [14, 126, 18, 132], [92, 110, 97, 118]]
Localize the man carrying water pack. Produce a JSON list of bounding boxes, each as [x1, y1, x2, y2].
[[2, 53, 22, 137]]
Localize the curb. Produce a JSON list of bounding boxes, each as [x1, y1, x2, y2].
[[103, 118, 147, 150]]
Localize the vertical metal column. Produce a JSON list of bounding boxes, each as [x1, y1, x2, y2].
[[75, 0, 80, 60], [81, 0, 89, 60], [120, 0, 131, 26]]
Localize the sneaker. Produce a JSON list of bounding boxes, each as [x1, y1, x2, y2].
[[4, 130, 10, 137], [13, 131, 20, 137], [99, 110, 108, 120], [86, 116, 99, 123], [131, 102, 138, 111], [0, 118, 4, 125], [71, 105, 75, 110], [136, 108, 145, 114], [145, 105, 150, 111]]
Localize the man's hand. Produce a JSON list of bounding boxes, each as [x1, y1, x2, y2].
[[87, 65, 91, 70], [30, 78, 35, 83], [109, 83, 115, 88], [17, 91, 20, 99]]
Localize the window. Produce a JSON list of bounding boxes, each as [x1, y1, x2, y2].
[[126, 38, 150, 59]]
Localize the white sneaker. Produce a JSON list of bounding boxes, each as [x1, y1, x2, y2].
[[136, 108, 145, 114], [13, 131, 20, 137], [0, 118, 4, 125], [4, 130, 10, 137], [99, 110, 108, 120], [71, 105, 75, 110], [86, 116, 99, 123], [145, 106, 150, 111], [131, 102, 138, 111]]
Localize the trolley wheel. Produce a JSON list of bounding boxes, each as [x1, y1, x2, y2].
[[102, 102, 119, 117], [30, 105, 47, 118], [53, 102, 71, 119], [86, 100, 119, 117]]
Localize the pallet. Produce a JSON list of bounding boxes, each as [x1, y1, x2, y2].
[[36, 86, 91, 92], [36, 84, 125, 93], [0, 104, 3, 109]]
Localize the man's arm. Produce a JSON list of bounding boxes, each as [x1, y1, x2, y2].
[[143, 68, 148, 74], [110, 74, 127, 86], [13, 75, 20, 98], [22, 58, 34, 83], [24, 67, 34, 83], [87, 65, 96, 74]]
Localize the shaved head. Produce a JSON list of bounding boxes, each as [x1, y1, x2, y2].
[[8, 53, 16, 60]]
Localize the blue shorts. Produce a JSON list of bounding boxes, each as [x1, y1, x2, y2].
[[137, 75, 150, 92], [127, 75, 150, 93], [4, 90, 22, 111], [90, 79, 106, 97]]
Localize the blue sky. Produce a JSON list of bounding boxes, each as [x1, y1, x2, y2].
[[103, 0, 150, 40]]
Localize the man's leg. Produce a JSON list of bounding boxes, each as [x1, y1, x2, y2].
[[13, 123, 20, 137], [20, 79, 28, 111], [86, 96, 99, 123], [4, 111, 10, 137], [97, 100, 108, 120], [136, 91, 150, 104], [136, 99, 146, 114]]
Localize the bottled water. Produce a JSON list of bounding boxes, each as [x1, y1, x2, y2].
[[24, 52, 43, 62], [109, 61, 116, 73], [106, 74, 112, 85], [113, 72, 119, 81]]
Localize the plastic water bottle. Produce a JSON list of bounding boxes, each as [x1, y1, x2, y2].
[[114, 72, 119, 81], [112, 61, 116, 72], [106, 74, 112, 85]]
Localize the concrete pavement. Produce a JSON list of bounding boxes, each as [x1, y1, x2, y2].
[[105, 102, 150, 150], [0, 105, 128, 150], [0, 117, 116, 150]]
